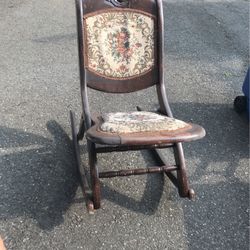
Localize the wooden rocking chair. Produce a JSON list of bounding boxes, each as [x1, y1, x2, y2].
[[70, 0, 206, 213]]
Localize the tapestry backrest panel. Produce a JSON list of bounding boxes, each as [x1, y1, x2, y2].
[[84, 9, 155, 80]]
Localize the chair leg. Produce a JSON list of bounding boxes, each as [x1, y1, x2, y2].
[[77, 114, 85, 141], [174, 143, 195, 199], [70, 111, 94, 213], [88, 141, 101, 209]]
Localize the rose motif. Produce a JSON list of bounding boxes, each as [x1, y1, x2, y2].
[[85, 10, 154, 79]]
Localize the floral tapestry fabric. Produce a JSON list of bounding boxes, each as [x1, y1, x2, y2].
[[100, 112, 190, 134], [84, 9, 155, 79]]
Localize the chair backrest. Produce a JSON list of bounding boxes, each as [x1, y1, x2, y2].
[[78, 0, 160, 93]]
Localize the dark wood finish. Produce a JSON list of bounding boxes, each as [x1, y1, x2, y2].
[[85, 69, 158, 93], [75, 0, 92, 130], [86, 118, 205, 145], [82, 0, 158, 19], [155, 147, 195, 200], [155, 0, 173, 117], [174, 143, 191, 197], [77, 113, 85, 140], [70, 111, 94, 213], [70, 0, 204, 212], [99, 165, 178, 178], [96, 143, 173, 153], [88, 141, 101, 209]]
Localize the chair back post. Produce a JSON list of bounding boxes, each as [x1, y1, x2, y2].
[[75, 0, 92, 129], [156, 0, 173, 118]]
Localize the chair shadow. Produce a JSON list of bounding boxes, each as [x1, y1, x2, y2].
[[100, 168, 164, 215], [0, 118, 164, 232], [0, 121, 78, 230], [170, 102, 249, 177], [168, 102, 249, 249], [1, 102, 248, 233], [79, 144, 164, 215]]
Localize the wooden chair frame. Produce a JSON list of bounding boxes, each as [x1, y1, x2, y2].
[[70, 0, 205, 213]]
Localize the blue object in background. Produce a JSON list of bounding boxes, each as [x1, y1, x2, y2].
[[234, 68, 249, 116], [242, 68, 249, 113]]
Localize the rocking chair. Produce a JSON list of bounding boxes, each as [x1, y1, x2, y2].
[[70, 0, 206, 213]]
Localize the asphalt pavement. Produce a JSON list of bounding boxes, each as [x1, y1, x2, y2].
[[0, 0, 249, 249]]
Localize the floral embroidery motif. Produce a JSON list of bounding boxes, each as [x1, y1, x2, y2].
[[84, 10, 155, 79], [100, 112, 190, 134]]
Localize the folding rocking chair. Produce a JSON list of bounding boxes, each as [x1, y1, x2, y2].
[[70, 0, 206, 213]]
